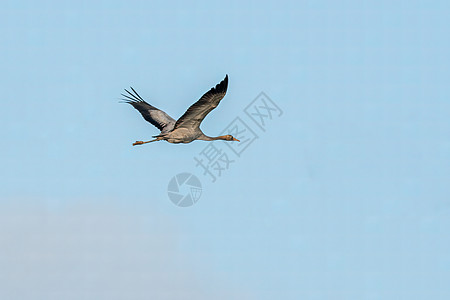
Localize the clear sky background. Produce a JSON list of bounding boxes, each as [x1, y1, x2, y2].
[[1, 1, 449, 299]]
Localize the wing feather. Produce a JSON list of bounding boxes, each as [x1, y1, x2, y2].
[[121, 87, 176, 133], [174, 75, 228, 130]]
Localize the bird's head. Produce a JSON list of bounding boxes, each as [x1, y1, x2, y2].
[[224, 135, 240, 142]]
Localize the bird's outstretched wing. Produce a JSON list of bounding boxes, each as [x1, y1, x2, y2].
[[173, 75, 228, 130], [121, 87, 176, 133]]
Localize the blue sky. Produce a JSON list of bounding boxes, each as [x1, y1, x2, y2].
[[1, 0, 450, 299]]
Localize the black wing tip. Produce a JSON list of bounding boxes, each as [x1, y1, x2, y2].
[[120, 86, 146, 103], [129, 86, 144, 100], [212, 74, 228, 93]]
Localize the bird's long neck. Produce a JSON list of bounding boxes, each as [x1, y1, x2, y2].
[[197, 134, 228, 141]]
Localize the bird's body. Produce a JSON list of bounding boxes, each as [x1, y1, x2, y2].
[[121, 75, 239, 145], [156, 127, 202, 144]]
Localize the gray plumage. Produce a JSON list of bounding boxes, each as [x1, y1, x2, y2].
[[121, 87, 176, 134], [121, 75, 239, 145]]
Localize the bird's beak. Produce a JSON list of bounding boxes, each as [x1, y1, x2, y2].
[[233, 137, 240, 142]]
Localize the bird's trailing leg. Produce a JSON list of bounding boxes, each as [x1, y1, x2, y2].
[[132, 138, 159, 146]]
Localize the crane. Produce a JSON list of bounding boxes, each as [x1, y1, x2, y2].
[[121, 75, 240, 146]]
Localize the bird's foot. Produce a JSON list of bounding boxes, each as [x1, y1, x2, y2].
[[133, 141, 144, 146]]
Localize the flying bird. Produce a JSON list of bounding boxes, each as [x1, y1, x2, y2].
[[121, 75, 240, 146]]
